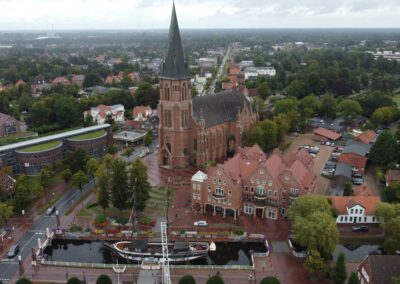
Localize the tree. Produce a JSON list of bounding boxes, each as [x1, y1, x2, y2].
[[72, 170, 89, 209], [54, 96, 80, 128], [61, 169, 72, 183], [299, 95, 320, 118], [337, 99, 362, 125], [207, 275, 224, 284], [274, 97, 298, 115], [13, 175, 31, 212], [144, 131, 153, 147], [39, 168, 52, 189], [259, 277, 280, 284], [371, 106, 396, 126], [85, 158, 99, 179], [123, 147, 134, 158], [96, 165, 110, 213], [130, 159, 151, 213], [320, 95, 337, 119], [288, 196, 339, 258], [96, 274, 112, 284], [179, 275, 196, 284], [332, 252, 347, 284], [65, 149, 89, 174], [0, 202, 13, 226], [376, 203, 400, 254], [250, 119, 279, 152], [285, 79, 309, 98], [257, 82, 272, 99], [111, 159, 129, 213], [347, 272, 359, 284], [67, 277, 82, 284], [369, 131, 396, 165], [304, 249, 328, 280], [16, 278, 33, 284], [83, 72, 102, 88]]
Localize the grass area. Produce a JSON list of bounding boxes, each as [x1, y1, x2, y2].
[[77, 209, 91, 217], [18, 140, 61, 153], [0, 131, 36, 143], [69, 130, 105, 141]]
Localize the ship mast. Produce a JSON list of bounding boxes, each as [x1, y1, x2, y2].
[[161, 221, 171, 284]]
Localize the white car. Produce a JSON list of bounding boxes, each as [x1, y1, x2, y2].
[[194, 220, 208, 227], [139, 150, 146, 158]]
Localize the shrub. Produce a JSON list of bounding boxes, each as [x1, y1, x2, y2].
[[96, 274, 113, 284], [86, 202, 99, 209], [115, 216, 128, 225], [107, 144, 118, 154], [69, 224, 83, 232], [207, 275, 224, 284], [260, 277, 280, 284], [139, 216, 152, 225], [95, 214, 107, 225], [233, 229, 244, 236], [16, 279, 33, 284], [179, 275, 196, 284], [67, 277, 82, 284]]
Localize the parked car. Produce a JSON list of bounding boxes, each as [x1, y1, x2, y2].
[[335, 146, 344, 152], [46, 206, 56, 216], [7, 244, 20, 258], [139, 150, 146, 158], [352, 225, 369, 232], [325, 141, 331, 146], [352, 173, 363, 179], [352, 167, 359, 173], [310, 153, 316, 158], [351, 178, 364, 185], [194, 220, 208, 227]]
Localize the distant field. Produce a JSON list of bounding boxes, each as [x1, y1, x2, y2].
[[69, 130, 105, 141], [18, 140, 61, 153]]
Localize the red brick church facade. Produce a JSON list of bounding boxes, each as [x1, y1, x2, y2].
[[158, 4, 258, 169]]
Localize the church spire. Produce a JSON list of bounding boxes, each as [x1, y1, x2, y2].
[[160, 2, 189, 80]]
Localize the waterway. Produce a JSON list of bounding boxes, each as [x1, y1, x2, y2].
[[43, 239, 267, 266]]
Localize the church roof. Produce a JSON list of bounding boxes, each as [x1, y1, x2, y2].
[[160, 3, 189, 80], [192, 91, 252, 128]]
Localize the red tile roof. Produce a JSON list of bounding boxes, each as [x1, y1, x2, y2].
[[52, 76, 70, 85], [355, 130, 377, 144], [330, 196, 380, 215], [313, 127, 341, 140], [132, 106, 151, 118], [338, 153, 367, 169], [353, 183, 375, 197]]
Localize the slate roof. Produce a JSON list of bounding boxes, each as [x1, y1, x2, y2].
[[335, 162, 352, 179], [192, 91, 252, 128], [342, 141, 371, 156], [160, 3, 189, 80]]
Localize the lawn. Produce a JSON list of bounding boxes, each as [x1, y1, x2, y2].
[[18, 140, 61, 153], [69, 130, 105, 141]]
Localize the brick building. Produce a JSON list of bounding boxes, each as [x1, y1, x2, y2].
[[0, 112, 27, 137], [191, 145, 316, 220], [358, 255, 400, 284], [158, 4, 258, 169]]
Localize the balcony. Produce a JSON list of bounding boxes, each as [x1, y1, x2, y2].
[[253, 199, 266, 208], [254, 192, 267, 199], [212, 192, 226, 199], [289, 192, 299, 198], [265, 199, 279, 208]]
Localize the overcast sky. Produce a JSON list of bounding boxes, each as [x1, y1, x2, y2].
[[0, 0, 399, 30]]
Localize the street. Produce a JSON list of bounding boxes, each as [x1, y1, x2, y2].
[[204, 45, 232, 96], [0, 181, 95, 282]]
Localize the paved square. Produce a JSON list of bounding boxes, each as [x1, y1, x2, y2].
[[271, 241, 290, 253]]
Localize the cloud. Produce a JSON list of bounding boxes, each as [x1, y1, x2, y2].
[[0, 0, 399, 29]]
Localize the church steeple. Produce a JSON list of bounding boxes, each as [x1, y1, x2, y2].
[[160, 2, 189, 80]]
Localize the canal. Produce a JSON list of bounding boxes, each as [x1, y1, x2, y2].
[[43, 239, 267, 266]]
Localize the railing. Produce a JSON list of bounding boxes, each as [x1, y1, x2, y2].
[[289, 192, 299, 198], [253, 200, 266, 207], [170, 264, 253, 270], [254, 192, 267, 199], [212, 192, 226, 199]]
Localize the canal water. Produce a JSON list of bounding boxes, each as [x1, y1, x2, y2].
[[43, 240, 267, 266], [333, 244, 380, 261]]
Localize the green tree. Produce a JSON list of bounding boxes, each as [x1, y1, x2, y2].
[[347, 272, 359, 284], [207, 275, 224, 284], [123, 147, 134, 158], [72, 170, 89, 209], [288, 196, 339, 258], [332, 252, 347, 284], [96, 274, 112, 284], [274, 97, 298, 115], [54, 96, 80, 128], [130, 159, 151, 213], [250, 119, 278, 152], [0, 202, 13, 226], [285, 79, 308, 98], [39, 168, 52, 189], [16, 278, 33, 284], [179, 275, 196, 284], [67, 277, 82, 284], [111, 159, 129, 214], [320, 95, 337, 119], [257, 82, 272, 99], [304, 249, 328, 280], [337, 99, 362, 125], [65, 149, 89, 173], [299, 95, 321, 118], [371, 106, 396, 126], [85, 158, 99, 179], [259, 277, 280, 284], [369, 131, 396, 165], [144, 131, 153, 147], [376, 203, 400, 254], [96, 165, 110, 213], [61, 168, 72, 182], [13, 175, 31, 213]]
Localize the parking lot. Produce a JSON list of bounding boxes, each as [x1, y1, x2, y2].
[[286, 134, 334, 195]]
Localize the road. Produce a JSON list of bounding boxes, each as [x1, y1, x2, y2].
[[205, 45, 232, 96], [119, 138, 158, 164], [0, 181, 95, 282]]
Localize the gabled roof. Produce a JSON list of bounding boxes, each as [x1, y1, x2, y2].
[[133, 106, 151, 117], [355, 130, 377, 144], [330, 196, 380, 215], [313, 127, 342, 140], [338, 153, 367, 169], [191, 171, 208, 182], [363, 255, 400, 284], [160, 3, 189, 80], [354, 184, 375, 197]]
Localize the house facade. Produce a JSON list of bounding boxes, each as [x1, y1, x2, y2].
[[330, 196, 380, 224], [358, 255, 400, 284], [191, 145, 317, 220], [0, 112, 27, 137], [84, 104, 125, 125], [158, 4, 258, 169], [132, 106, 152, 121]]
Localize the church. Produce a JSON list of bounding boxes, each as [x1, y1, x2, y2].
[[158, 4, 258, 169]]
